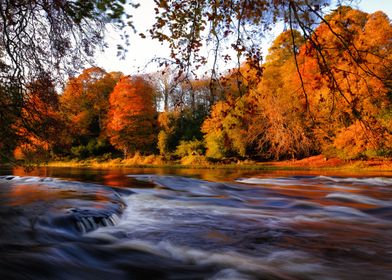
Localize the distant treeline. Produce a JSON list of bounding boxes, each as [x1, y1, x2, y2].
[[11, 7, 392, 163]]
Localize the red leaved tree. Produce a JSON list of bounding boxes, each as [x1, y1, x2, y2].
[[13, 76, 66, 163], [106, 76, 157, 157]]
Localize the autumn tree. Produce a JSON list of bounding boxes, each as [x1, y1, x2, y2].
[[201, 5, 392, 161], [202, 100, 234, 159], [106, 76, 157, 157], [244, 30, 317, 159], [150, 68, 215, 157], [59, 67, 121, 158], [0, 0, 138, 162], [202, 93, 255, 159], [61, 68, 120, 137], [155, 4, 391, 161], [149, 1, 355, 81], [149, 2, 390, 142], [13, 76, 66, 163], [297, 8, 392, 158]]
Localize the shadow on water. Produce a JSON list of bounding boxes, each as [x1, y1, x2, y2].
[[0, 166, 391, 279]]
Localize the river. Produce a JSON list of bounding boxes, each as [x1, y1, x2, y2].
[[0, 166, 391, 279]]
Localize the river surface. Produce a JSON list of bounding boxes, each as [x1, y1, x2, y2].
[[0, 166, 392, 279]]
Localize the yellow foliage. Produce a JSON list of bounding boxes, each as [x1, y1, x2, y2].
[[333, 121, 392, 159], [180, 155, 210, 166], [142, 155, 165, 165]]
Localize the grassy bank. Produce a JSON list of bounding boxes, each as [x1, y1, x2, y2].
[[45, 155, 392, 172]]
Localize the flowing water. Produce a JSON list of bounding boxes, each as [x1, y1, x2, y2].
[[0, 167, 392, 279]]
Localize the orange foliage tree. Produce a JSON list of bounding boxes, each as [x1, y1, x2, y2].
[[106, 76, 157, 157], [60, 67, 120, 140], [247, 30, 317, 159], [202, 7, 391, 160], [14, 76, 65, 162], [297, 7, 392, 158]]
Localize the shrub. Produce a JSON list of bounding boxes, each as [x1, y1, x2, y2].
[[204, 131, 227, 159], [71, 145, 89, 159], [142, 155, 165, 165], [175, 139, 205, 158], [180, 155, 210, 166]]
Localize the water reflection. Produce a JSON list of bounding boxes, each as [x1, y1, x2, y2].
[[8, 184, 69, 206], [6, 165, 392, 185]]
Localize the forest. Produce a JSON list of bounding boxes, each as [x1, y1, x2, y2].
[[2, 5, 392, 166]]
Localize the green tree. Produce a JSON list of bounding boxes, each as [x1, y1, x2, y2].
[[202, 96, 252, 159]]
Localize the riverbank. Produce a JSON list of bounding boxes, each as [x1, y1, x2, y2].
[[45, 155, 392, 172], [269, 155, 392, 170]]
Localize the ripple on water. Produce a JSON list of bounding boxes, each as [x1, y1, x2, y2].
[[1, 174, 392, 279]]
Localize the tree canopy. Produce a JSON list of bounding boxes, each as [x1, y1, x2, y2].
[[148, 1, 331, 76], [106, 76, 157, 157], [2, 1, 391, 164], [0, 0, 137, 161]]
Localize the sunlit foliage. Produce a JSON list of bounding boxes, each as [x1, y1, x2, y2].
[[298, 8, 392, 158], [4, 4, 392, 164], [13, 76, 65, 163], [0, 0, 137, 161], [60, 67, 120, 158], [106, 76, 157, 157], [201, 7, 391, 160]]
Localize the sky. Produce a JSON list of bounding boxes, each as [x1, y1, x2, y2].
[[94, 0, 392, 76]]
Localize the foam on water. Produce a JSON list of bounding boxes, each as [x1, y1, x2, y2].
[[0, 175, 126, 234], [236, 176, 392, 188], [318, 176, 392, 186], [128, 174, 233, 196], [1, 173, 392, 279], [236, 177, 315, 186], [326, 192, 392, 206], [86, 237, 328, 280]]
